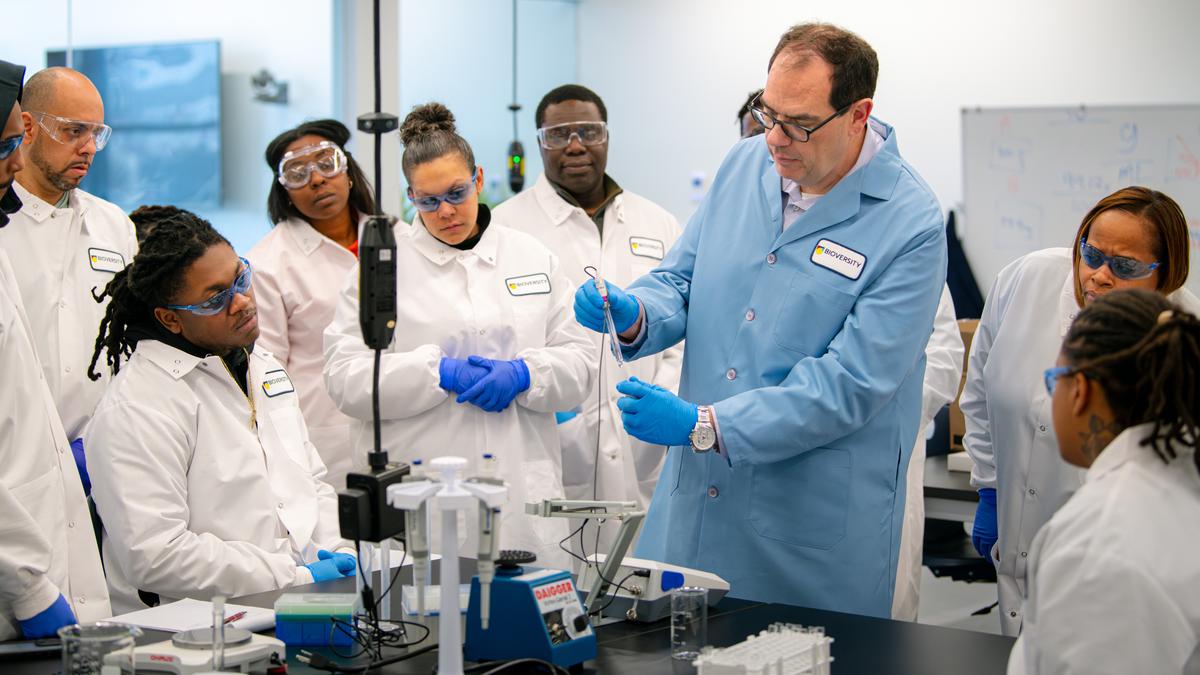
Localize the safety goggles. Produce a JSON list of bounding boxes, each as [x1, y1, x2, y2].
[[1043, 365, 1085, 395], [1079, 238, 1159, 281], [749, 94, 850, 143], [0, 133, 21, 160], [407, 174, 477, 213], [536, 121, 608, 150], [165, 257, 253, 316], [30, 111, 112, 151], [276, 141, 348, 190]]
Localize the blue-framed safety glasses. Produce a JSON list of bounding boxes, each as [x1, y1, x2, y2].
[[1079, 239, 1159, 281], [165, 257, 253, 316], [0, 133, 21, 160], [407, 170, 477, 212]]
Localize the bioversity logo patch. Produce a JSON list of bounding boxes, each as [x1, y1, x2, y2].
[[505, 273, 551, 296], [261, 369, 295, 397], [810, 239, 866, 280], [629, 236, 665, 260], [88, 247, 125, 273]]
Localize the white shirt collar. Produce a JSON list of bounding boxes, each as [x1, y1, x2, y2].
[[781, 118, 887, 210]]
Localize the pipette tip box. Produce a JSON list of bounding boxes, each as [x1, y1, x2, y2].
[[274, 593, 360, 648]]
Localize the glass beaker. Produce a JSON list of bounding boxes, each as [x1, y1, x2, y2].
[[669, 586, 708, 660], [59, 622, 142, 674]]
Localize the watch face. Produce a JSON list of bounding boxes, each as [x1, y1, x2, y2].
[[691, 425, 716, 451]]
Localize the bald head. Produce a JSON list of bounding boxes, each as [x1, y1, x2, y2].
[[22, 67, 102, 116]]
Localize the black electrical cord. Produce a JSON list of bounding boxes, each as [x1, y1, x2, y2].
[[590, 570, 641, 617]]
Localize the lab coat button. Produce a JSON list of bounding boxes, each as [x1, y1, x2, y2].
[[766, 253, 777, 265], [59, 300, 67, 309], [725, 369, 736, 380], [64, 366, 71, 373], [1020, 551, 1028, 558], [277, 502, 284, 509], [1038, 424, 1046, 432], [77, 596, 85, 604], [1028, 488, 1036, 496], [68, 521, 74, 528], [707, 486, 719, 498], [745, 309, 755, 321], [479, 329, 485, 335]]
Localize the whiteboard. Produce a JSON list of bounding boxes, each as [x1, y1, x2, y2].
[[961, 105, 1200, 298]]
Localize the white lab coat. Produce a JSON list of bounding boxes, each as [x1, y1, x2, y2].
[[893, 286, 963, 620], [1007, 424, 1200, 674], [248, 216, 363, 491], [88, 340, 347, 614], [0, 249, 110, 639], [0, 183, 137, 440], [961, 247, 1200, 635], [493, 174, 684, 545], [323, 219, 594, 569]]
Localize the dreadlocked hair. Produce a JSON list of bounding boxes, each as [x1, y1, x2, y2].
[[1062, 288, 1200, 470], [88, 210, 229, 381]]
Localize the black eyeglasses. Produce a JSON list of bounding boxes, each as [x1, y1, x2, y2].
[[749, 94, 852, 143]]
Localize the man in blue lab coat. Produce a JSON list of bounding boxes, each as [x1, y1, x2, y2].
[[574, 23, 946, 617]]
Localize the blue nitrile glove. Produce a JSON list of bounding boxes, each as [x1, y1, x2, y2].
[[438, 357, 489, 395], [19, 594, 76, 639], [574, 278, 641, 334], [972, 488, 999, 561], [456, 356, 531, 413], [614, 377, 698, 447], [69, 439, 90, 497], [555, 411, 578, 424], [304, 549, 357, 583]]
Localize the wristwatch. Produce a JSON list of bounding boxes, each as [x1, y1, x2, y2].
[[690, 406, 716, 453]]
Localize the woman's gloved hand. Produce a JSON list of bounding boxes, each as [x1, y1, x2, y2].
[[456, 356, 531, 413], [574, 278, 641, 334], [972, 488, 999, 561], [615, 376, 698, 447], [438, 357, 489, 395], [304, 549, 357, 583], [19, 594, 76, 639]]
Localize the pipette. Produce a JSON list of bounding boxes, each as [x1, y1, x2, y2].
[[585, 267, 624, 366]]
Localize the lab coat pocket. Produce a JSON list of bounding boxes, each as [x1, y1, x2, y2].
[[557, 413, 594, 491], [748, 448, 850, 550], [772, 268, 857, 356], [268, 407, 310, 469]]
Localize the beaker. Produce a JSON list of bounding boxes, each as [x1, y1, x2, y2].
[[59, 622, 142, 674], [670, 586, 708, 661]]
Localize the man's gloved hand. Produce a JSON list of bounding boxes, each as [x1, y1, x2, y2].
[[438, 357, 489, 395], [972, 488, 999, 561], [614, 377, 698, 447], [304, 549, 357, 583], [574, 278, 641, 334], [70, 439, 90, 497], [554, 411, 578, 424], [456, 356, 531, 413], [19, 594, 76, 639]]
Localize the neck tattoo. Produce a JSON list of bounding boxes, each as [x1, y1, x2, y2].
[[1078, 415, 1122, 462]]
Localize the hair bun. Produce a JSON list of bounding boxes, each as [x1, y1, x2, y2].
[[399, 102, 456, 146]]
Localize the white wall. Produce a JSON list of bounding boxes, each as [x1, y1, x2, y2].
[[398, 0, 578, 212], [575, 0, 1200, 261], [7, 0, 336, 254]]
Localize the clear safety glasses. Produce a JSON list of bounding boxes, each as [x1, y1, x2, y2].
[[165, 257, 253, 316], [0, 133, 21, 160], [276, 141, 348, 190], [748, 94, 850, 143], [30, 111, 112, 151], [536, 121, 608, 150], [1079, 238, 1160, 281], [408, 173, 477, 213]]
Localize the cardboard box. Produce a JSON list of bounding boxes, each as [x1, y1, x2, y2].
[[949, 319, 979, 452]]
